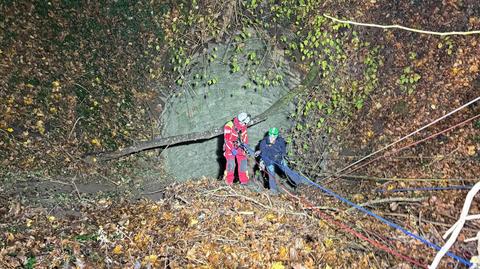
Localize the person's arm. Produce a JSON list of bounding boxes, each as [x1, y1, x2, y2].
[[240, 127, 248, 145], [259, 138, 270, 166], [224, 123, 234, 151], [259, 138, 267, 153]]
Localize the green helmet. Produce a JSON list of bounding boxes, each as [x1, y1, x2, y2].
[[268, 127, 279, 137]]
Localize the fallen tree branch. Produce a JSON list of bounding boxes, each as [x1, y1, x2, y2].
[[86, 64, 320, 162], [345, 197, 426, 213], [87, 116, 266, 162]]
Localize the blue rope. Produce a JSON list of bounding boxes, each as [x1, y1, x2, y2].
[[378, 186, 473, 193], [240, 143, 472, 267]]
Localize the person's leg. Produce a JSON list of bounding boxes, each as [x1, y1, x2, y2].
[[237, 153, 249, 184], [267, 164, 279, 193], [223, 153, 235, 185]]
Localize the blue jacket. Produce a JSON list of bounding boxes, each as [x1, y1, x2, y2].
[[260, 136, 286, 166]]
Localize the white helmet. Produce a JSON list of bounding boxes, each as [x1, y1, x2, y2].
[[237, 112, 251, 125]]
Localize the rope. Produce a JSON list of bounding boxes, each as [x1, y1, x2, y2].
[[293, 171, 480, 182], [324, 14, 480, 36], [282, 187, 429, 268], [298, 172, 472, 267], [320, 155, 477, 161], [377, 186, 474, 193], [328, 113, 480, 183], [244, 145, 426, 266], [248, 153, 428, 267], [430, 181, 480, 268], [320, 97, 480, 182], [242, 143, 471, 266]]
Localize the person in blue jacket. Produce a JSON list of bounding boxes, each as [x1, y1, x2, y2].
[[255, 127, 287, 194]]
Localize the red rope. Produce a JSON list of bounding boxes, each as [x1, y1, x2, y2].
[[247, 144, 428, 267], [281, 187, 429, 268], [326, 113, 480, 183]]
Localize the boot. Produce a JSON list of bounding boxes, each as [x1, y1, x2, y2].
[[241, 180, 261, 192]]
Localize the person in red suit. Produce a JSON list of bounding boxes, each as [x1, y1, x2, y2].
[[223, 112, 251, 185]]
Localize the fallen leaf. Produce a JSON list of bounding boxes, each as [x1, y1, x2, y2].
[[143, 254, 158, 264], [324, 238, 334, 249], [271, 261, 285, 269], [265, 213, 276, 222], [52, 80, 61, 88], [6, 232, 14, 242], [189, 218, 199, 226], [113, 245, 123, 254], [467, 145, 476, 156], [470, 64, 479, 73], [278, 246, 288, 260], [91, 138, 101, 147]]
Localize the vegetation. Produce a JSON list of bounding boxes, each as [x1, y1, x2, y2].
[[1, 0, 480, 268]]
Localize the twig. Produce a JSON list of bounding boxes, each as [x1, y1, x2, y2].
[[345, 197, 425, 213], [425, 147, 459, 168], [71, 177, 82, 199], [324, 14, 480, 36], [305, 206, 339, 211], [261, 191, 273, 208], [141, 188, 165, 195], [90, 115, 266, 162], [68, 117, 84, 140], [74, 82, 91, 93], [208, 193, 270, 210], [175, 194, 191, 205], [200, 186, 230, 195], [48, 179, 72, 186], [382, 212, 451, 228], [94, 172, 121, 186]]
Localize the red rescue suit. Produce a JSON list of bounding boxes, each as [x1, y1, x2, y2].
[[223, 117, 249, 184]]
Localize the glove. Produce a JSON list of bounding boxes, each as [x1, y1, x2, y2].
[[232, 149, 238, 156], [259, 160, 265, 171], [254, 150, 261, 157]]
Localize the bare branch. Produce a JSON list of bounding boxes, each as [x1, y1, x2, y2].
[[345, 197, 426, 213]]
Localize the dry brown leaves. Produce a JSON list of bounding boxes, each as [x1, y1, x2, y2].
[[0, 179, 424, 268]]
